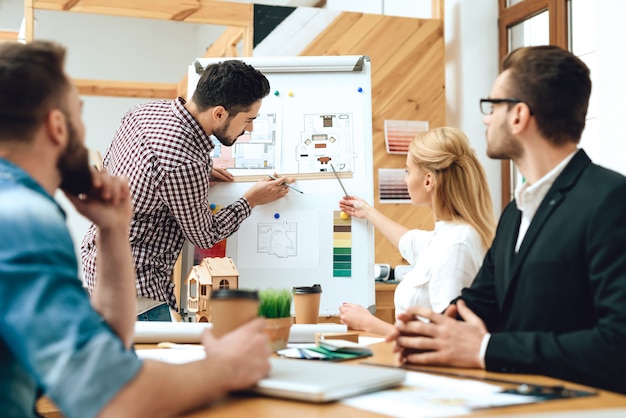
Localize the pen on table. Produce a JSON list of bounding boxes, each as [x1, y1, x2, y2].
[[330, 164, 350, 198], [267, 174, 304, 194], [157, 342, 204, 350]]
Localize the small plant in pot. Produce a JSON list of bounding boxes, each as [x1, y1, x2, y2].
[[258, 288, 293, 352]]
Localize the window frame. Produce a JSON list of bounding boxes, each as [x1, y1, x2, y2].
[[497, 0, 569, 209]]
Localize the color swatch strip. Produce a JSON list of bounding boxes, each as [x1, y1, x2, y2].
[[333, 211, 352, 277]]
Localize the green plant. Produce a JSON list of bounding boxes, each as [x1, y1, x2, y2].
[[258, 288, 292, 318]]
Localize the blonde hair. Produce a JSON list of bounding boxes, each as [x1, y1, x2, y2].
[[409, 127, 496, 250]]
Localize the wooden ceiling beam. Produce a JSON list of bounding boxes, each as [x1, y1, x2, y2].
[[183, 1, 252, 27], [203, 26, 244, 57], [62, 0, 80, 10], [32, 0, 252, 27], [73, 79, 177, 98], [0, 30, 19, 42], [172, 6, 201, 22]]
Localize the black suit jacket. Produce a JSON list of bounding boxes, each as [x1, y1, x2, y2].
[[460, 149, 626, 394]]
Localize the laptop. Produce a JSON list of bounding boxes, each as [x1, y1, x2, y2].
[[248, 357, 406, 403]]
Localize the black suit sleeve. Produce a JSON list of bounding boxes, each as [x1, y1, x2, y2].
[[458, 245, 502, 330], [486, 181, 626, 393]]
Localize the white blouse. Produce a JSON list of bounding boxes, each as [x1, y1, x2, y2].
[[394, 221, 486, 314]]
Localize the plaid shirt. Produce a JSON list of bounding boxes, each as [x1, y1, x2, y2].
[[81, 98, 251, 310]]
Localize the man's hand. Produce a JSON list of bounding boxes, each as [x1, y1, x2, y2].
[[209, 167, 234, 186], [243, 175, 294, 208], [386, 300, 487, 368], [202, 318, 271, 392], [64, 167, 132, 232]]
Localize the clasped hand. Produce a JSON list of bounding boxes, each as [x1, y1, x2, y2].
[[386, 300, 487, 369]]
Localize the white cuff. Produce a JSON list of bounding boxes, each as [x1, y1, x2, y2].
[[478, 333, 491, 369]]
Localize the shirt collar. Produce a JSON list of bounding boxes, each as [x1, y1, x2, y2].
[[171, 97, 215, 153], [514, 149, 578, 217], [0, 157, 64, 215]]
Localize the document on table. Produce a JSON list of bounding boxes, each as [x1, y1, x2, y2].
[[136, 348, 205, 364], [341, 369, 540, 417], [133, 321, 347, 344]]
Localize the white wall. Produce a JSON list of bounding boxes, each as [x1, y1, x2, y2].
[[442, 0, 500, 213], [593, 0, 626, 176], [0, 0, 22, 29]]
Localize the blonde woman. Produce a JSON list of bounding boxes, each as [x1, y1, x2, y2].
[[338, 127, 496, 336]]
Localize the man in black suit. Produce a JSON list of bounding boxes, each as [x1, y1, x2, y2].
[[388, 45, 626, 394]]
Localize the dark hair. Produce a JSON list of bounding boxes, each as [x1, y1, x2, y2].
[[0, 41, 70, 142], [191, 60, 270, 116], [502, 45, 591, 145]]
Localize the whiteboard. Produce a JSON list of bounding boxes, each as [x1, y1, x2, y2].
[[181, 56, 374, 316]]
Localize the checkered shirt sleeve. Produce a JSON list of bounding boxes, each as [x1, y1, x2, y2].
[[81, 98, 251, 309]]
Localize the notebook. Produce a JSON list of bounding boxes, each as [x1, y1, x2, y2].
[[248, 357, 406, 403]]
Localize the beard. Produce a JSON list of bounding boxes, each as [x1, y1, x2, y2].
[[212, 117, 244, 146], [58, 117, 93, 196], [486, 121, 523, 160]]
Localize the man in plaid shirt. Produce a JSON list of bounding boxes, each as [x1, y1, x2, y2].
[[81, 60, 292, 321]]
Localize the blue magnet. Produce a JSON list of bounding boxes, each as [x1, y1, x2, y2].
[[274, 213, 280, 219], [357, 87, 363, 93], [210, 203, 216, 210]]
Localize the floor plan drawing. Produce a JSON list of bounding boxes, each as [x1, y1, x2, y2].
[[257, 221, 297, 258], [296, 113, 356, 174]]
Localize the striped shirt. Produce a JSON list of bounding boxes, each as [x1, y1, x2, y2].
[[81, 98, 251, 310]]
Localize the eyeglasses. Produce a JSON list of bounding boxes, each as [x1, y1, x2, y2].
[[479, 98, 533, 115]]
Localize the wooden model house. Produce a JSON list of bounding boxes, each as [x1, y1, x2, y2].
[[203, 257, 239, 291], [185, 257, 239, 322]]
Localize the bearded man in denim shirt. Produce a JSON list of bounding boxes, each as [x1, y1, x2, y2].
[[0, 41, 270, 418]]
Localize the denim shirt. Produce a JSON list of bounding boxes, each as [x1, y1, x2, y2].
[[0, 158, 142, 418]]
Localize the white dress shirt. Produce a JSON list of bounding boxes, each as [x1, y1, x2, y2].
[[394, 221, 486, 314], [513, 150, 577, 251]]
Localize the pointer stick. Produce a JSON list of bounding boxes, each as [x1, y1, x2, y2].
[[330, 164, 350, 197]]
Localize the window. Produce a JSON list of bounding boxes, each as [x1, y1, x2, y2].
[[497, 0, 569, 208], [189, 278, 197, 298]]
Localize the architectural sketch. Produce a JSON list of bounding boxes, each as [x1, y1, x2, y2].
[[235, 209, 318, 270], [258, 221, 297, 258], [296, 113, 357, 173]]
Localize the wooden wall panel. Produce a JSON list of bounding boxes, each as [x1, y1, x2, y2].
[[349, 17, 431, 67], [302, 12, 445, 267], [299, 13, 364, 55]]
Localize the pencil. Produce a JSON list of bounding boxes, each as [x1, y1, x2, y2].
[[267, 174, 304, 194]]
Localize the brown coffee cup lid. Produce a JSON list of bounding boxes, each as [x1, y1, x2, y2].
[[210, 289, 259, 300], [292, 284, 322, 294]]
